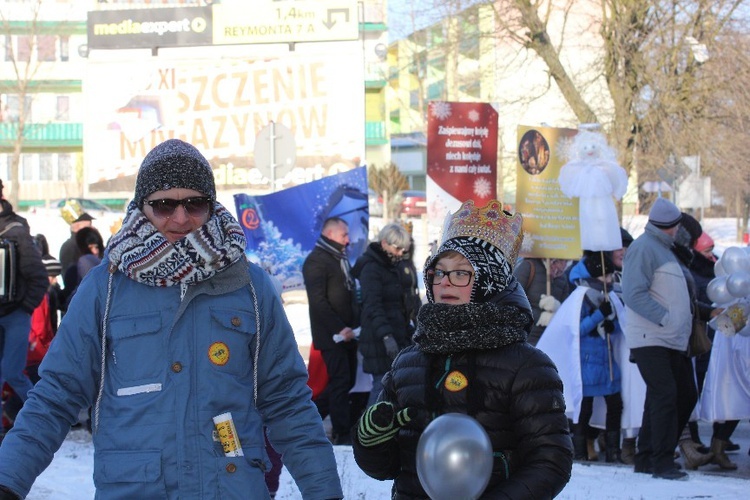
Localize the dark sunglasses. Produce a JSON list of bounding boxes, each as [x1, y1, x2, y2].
[[144, 197, 212, 218]]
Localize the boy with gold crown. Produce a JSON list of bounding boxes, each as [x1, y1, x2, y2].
[[352, 199, 573, 499]]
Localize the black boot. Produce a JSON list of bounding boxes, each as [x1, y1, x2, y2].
[[605, 430, 623, 463], [573, 432, 587, 460]]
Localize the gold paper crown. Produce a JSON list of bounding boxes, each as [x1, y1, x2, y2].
[[440, 199, 524, 267]]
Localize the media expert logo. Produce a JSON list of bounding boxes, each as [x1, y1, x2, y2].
[[93, 17, 206, 37], [87, 6, 213, 50]]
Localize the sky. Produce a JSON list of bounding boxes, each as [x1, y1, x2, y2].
[[15, 213, 750, 499]]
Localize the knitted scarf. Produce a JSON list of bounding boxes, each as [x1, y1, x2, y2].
[[413, 302, 530, 354], [315, 235, 355, 292], [107, 202, 246, 287]]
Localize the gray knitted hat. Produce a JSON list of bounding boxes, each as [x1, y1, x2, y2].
[[648, 197, 682, 229], [134, 139, 216, 207]]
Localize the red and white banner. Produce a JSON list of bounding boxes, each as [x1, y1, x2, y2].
[[426, 101, 498, 239]]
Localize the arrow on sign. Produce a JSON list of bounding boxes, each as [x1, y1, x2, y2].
[[323, 8, 350, 29]]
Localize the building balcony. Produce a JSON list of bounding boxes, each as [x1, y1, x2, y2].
[[0, 122, 83, 152], [365, 121, 387, 146]]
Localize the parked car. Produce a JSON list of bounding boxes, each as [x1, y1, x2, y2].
[[397, 190, 427, 217], [368, 188, 384, 217]]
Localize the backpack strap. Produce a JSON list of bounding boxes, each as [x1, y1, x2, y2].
[[0, 221, 22, 237]]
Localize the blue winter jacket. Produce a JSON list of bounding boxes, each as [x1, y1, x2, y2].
[[0, 257, 342, 499], [569, 260, 622, 397]]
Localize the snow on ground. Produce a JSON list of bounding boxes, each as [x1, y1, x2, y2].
[[26, 427, 750, 499]]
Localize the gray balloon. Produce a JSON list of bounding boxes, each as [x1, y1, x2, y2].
[[707, 276, 733, 305], [715, 259, 727, 277], [416, 413, 493, 500], [727, 271, 750, 298], [721, 247, 749, 274]]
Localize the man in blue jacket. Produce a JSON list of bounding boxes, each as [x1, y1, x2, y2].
[[0, 140, 342, 499], [622, 197, 693, 481]]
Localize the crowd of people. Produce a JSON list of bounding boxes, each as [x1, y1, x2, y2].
[[0, 137, 747, 498], [534, 197, 748, 482]]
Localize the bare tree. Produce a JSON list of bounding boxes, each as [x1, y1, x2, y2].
[[394, 0, 750, 220], [367, 163, 410, 219], [0, 0, 46, 209]]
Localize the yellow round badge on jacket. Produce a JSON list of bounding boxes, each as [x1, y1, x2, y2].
[[209, 342, 230, 366], [444, 370, 468, 392]]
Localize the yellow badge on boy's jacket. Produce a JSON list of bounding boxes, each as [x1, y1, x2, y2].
[[209, 342, 230, 366], [444, 370, 468, 392]]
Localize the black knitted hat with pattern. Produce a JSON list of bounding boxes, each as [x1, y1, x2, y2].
[[134, 139, 216, 208]]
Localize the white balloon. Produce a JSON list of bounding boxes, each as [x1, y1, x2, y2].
[[714, 259, 727, 277], [726, 271, 750, 298], [720, 247, 749, 274], [417, 413, 493, 500], [707, 276, 733, 305]]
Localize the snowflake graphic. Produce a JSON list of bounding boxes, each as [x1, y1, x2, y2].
[[481, 281, 497, 295], [468, 110, 480, 122], [473, 177, 492, 198], [431, 101, 452, 120], [521, 233, 535, 254]]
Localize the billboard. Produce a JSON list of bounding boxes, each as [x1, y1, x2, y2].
[[515, 125, 580, 259], [87, 1, 358, 49], [83, 44, 365, 197], [425, 101, 499, 240]]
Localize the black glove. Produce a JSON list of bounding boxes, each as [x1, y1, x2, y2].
[[383, 335, 400, 359], [357, 401, 413, 447], [591, 319, 615, 337], [598, 300, 613, 318], [0, 485, 21, 500]]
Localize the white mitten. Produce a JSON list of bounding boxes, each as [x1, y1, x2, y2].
[[539, 294, 561, 312], [537, 311, 555, 327]]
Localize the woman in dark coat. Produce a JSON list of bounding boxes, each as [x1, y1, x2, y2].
[[352, 201, 573, 499], [352, 222, 414, 407]]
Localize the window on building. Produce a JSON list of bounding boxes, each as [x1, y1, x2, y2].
[[427, 81, 445, 100], [3, 36, 12, 62], [39, 154, 53, 181], [60, 35, 69, 62], [17, 36, 32, 62], [6, 95, 33, 122], [57, 96, 70, 121], [22, 155, 34, 181], [37, 35, 56, 62], [409, 90, 420, 110], [58, 154, 73, 182]]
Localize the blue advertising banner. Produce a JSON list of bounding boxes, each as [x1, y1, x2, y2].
[[234, 166, 369, 292]]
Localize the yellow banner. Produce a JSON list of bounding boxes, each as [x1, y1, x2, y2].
[[516, 125, 581, 259]]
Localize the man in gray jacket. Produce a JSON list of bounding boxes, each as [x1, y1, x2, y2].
[[622, 197, 693, 480]]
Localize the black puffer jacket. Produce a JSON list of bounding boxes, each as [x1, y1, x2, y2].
[[0, 200, 47, 317], [352, 243, 413, 375], [353, 295, 573, 499]]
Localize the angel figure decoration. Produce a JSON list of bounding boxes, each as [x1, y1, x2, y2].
[[558, 127, 628, 251]]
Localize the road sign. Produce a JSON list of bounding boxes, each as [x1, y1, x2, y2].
[[254, 122, 296, 190], [213, 0, 359, 45]]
